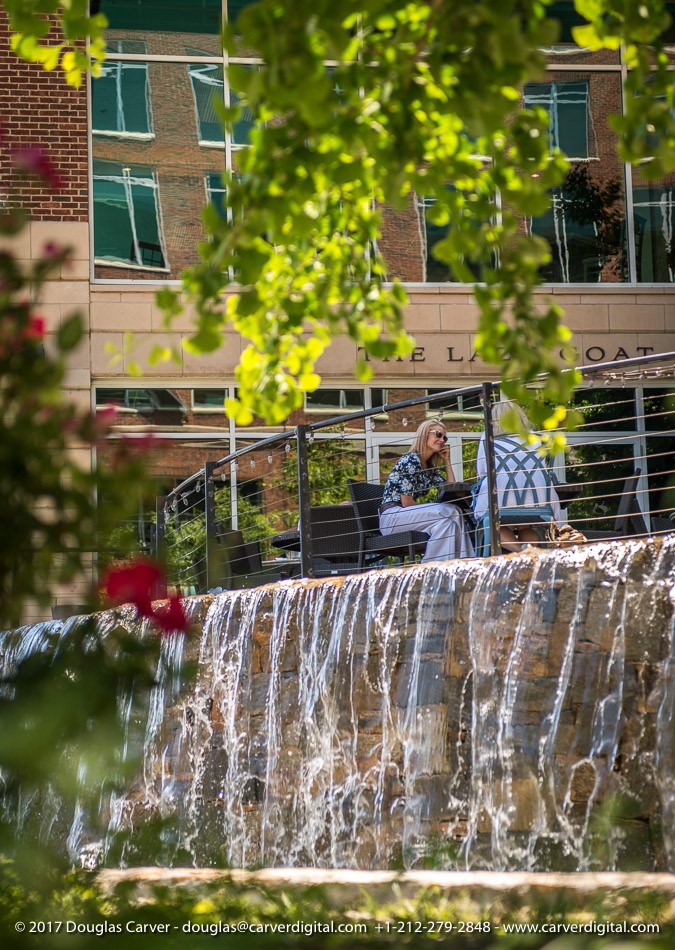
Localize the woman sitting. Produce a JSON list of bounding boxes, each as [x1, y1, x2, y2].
[[473, 400, 562, 553], [379, 419, 474, 562]]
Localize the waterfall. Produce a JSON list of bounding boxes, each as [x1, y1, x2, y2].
[[2, 536, 675, 871]]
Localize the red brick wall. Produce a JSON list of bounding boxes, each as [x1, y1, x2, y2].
[[0, 11, 88, 220]]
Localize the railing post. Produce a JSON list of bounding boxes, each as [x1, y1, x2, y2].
[[153, 495, 167, 599], [154, 495, 166, 561], [204, 462, 217, 589], [482, 382, 501, 557], [296, 425, 315, 578]]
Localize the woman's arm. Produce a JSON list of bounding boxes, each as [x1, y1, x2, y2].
[[439, 444, 456, 483]]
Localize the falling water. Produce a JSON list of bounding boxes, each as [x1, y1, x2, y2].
[[2, 535, 675, 871]]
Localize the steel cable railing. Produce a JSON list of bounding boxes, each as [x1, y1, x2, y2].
[[150, 352, 675, 591]]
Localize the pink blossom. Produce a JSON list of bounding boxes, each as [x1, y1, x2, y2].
[[11, 145, 63, 190], [42, 241, 64, 259]]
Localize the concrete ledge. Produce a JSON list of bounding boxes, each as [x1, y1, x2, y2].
[[97, 868, 675, 905]]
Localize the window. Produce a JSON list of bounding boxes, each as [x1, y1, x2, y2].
[[93, 161, 167, 269], [94, 0, 221, 35], [633, 184, 675, 283], [193, 389, 228, 410], [305, 389, 366, 413], [189, 64, 226, 145], [523, 80, 589, 158], [227, 0, 256, 24], [422, 194, 494, 283], [529, 162, 627, 283], [530, 192, 602, 282], [230, 83, 256, 148], [92, 62, 152, 137], [96, 389, 187, 412], [206, 174, 228, 219], [427, 389, 483, 421]]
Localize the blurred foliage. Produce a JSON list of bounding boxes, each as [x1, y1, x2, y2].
[[0, 201, 151, 630], [0, 862, 674, 950], [0, 142, 190, 923], [154, 0, 671, 441], [2, 0, 107, 86]]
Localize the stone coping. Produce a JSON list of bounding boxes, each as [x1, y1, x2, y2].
[[98, 868, 675, 903]]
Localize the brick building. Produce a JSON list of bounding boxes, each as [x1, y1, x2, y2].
[[2, 2, 675, 611]]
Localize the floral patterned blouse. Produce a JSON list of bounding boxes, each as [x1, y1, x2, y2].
[[381, 452, 446, 506]]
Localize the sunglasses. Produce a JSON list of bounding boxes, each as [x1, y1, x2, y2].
[[431, 430, 447, 442]]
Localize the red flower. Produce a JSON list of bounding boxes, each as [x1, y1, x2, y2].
[[11, 145, 63, 190], [102, 558, 188, 634], [24, 316, 45, 340], [153, 595, 188, 634]]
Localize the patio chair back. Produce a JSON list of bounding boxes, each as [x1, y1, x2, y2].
[[347, 479, 429, 568]]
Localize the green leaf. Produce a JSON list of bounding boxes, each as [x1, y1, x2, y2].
[[56, 314, 83, 352]]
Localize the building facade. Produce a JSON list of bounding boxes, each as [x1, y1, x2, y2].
[[2, 2, 675, 611]]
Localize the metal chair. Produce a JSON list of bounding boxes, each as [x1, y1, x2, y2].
[[474, 438, 557, 556], [307, 504, 362, 577], [347, 479, 429, 569], [583, 469, 648, 540], [192, 524, 263, 591]]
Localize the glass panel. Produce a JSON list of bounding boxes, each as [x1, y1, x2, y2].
[[632, 173, 675, 282], [227, 0, 256, 23], [526, 72, 627, 283], [645, 435, 675, 527], [95, 387, 188, 425], [421, 189, 497, 283], [524, 80, 589, 158], [644, 387, 675, 432], [564, 441, 636, 533], [228, 0, 260, 56], [572, 387, 636, 432], [427, 388, 484, 431], [205, 173, 228, 218], [188, 63, 225, 144], [230, 80, 257, 147], [543, 2, 620, 65], [193, 388, 229, 410], [92, 63, 151, 136], [94, 0, 222, 54], [305, 388, 365, 412], [93, 160, 165, 269]]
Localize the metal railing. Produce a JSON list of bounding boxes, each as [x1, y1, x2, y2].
[[153, 352, 675, 592]]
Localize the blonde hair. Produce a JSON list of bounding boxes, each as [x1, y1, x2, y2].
[[491, 400, 531, 435], [410, 418, 446, 468]]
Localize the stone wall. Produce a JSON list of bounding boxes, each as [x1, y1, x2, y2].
[[121, 535, 675, 871]]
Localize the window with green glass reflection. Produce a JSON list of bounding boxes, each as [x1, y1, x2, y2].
[[92, 62, 152, 136], [523, 80, 588, 158], [188, 64, 225, 144], [227, 0, 257, 24], [230, 83, 256, 147], [633, 184, 675, 283], [193, 389, 229, 410], [530, 165, 627, 283], [93, 0, 221, 35], [206, 174, 228, 218], [93, 161, 166, 269]]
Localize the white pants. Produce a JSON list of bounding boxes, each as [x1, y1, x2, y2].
[[379, 502, 474, 562]]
